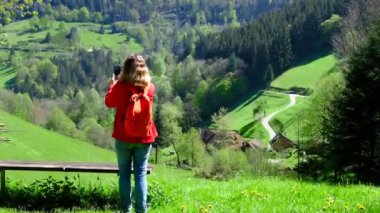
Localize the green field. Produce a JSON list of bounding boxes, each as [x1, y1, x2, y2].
[[0, 64, 14, 88], [3, 166, 379, 212], [225, 54, 336, 142], [149, 171, 380, 212], [225, 92, 290, 142], [2, 170, 379, 212], [269, 96, 309, 141], [269, 54, 336, 140], [271, 54, 336, 89], [0, 110, 117, 184]]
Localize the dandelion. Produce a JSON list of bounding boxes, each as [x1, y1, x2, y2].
[[250, 190, 258, 196], [323, 196, 335, 209], [326, 196, 334, 206], [199, 205, 209, 213], [357, 203, 366, 211]]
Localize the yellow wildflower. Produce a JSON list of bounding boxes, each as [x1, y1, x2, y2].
[[357, 203, 366, 211]]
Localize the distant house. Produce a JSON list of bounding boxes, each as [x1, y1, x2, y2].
[[240, 140, 263, 151], [269, 133, 295, 152]]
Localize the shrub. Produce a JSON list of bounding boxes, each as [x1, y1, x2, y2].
[[245, 149, 280, 176], [0, 176, 171, 211]]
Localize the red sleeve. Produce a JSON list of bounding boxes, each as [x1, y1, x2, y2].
[[148, 83, 155, 101], [105, 81, 122, 108]]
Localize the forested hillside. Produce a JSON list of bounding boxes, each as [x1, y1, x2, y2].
[[1, 0, 288, 25], [197, 0, 345, 83]]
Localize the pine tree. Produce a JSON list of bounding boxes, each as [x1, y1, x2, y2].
[[324, 25, 380, 184]]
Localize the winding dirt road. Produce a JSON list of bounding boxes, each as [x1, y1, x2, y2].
[[261, 92, 302, 149]]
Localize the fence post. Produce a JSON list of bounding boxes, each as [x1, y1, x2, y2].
[[0, 170, 5, 197]]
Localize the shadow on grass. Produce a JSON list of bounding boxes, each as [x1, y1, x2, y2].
[[0, 67, 15, 78], [292, 48, 333, 67], [4, 78, 15, 88], [239, 120, 258, 137], [234, 90, 264, 112]]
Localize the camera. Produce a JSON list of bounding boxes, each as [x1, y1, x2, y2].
[[113, 65, 121, 76]]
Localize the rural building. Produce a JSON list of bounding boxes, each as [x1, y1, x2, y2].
[[269, 133, 295, 152]]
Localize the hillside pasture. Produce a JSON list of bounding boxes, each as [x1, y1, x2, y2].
[[0, 63, 15, 88], [271, 54, 336, 90], [225, 54, 336, 142], [269, 96, 309, 141], [226, 92, 290, 142], [0, 110, 117, 184]]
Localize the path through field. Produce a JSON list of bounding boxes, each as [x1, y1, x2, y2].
[[261, 91, 303, 149]]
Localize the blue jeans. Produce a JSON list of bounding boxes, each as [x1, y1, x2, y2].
[[115, 140, 151, 213]]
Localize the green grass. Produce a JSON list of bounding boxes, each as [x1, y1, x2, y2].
[[1, 164, 379, 212], [78, 30, 143, 53], [271, 54, 336, 90], [0, 109, 117, 184], [225, 91, 290, 142], [2, 20, 143, 53], [267, 54, 337, 141], [0, 63, 15, 88], [269, 96, 309, 141], [225, 54, 336, 142], [149, 170, 380, 212]]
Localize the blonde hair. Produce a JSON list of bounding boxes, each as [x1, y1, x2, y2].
[[119, 54, 151, 87]]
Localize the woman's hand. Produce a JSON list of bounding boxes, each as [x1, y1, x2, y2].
[[110, 74, 117, 85]]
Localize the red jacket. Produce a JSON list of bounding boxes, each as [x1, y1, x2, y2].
[[105, 81, 158, 143]]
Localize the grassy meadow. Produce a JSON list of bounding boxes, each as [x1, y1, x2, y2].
[[225, 53, 336, 142], [0, 109, 117, 184], [268, 96, 309, 141], [0, 63, 14, 88], [1, 161, 379, 212], [270, 54, 336, 89], [149, 170, 380, 212], [225, 92, 290, 142]]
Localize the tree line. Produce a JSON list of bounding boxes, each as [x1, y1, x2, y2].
[[297, 0, 380, 184], [1, 0, 288, 25], [196, 0, 346, 86]]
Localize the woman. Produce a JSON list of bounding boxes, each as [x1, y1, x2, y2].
[[105, 54, 158, 213]]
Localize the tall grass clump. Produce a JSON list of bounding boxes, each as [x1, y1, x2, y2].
[[245, 149, 280, 176], [196, 149, 249, 180]]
